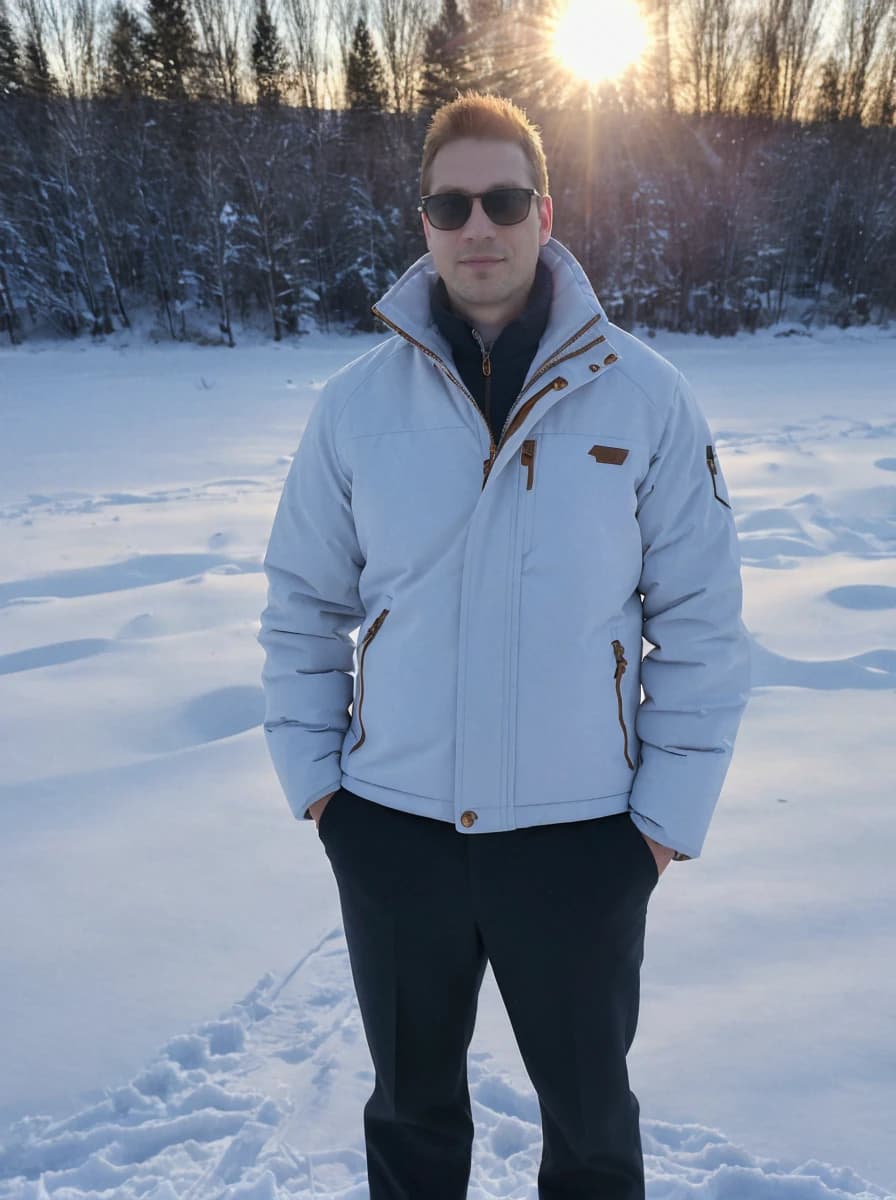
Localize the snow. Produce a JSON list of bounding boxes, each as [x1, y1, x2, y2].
[[1, 326, 894, 1198]]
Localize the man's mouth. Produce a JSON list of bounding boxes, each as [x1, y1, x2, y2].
[[459, 257, 504, 265]]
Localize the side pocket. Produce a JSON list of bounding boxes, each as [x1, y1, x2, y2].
[[348, 606, 390, 754], [316, 786, 345, 838], [626, 815, 659, 885], [611, 640, 635, 770]]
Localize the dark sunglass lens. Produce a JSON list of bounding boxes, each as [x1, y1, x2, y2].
[[426, 194, 471, 230], [482, 189, 531, 225]]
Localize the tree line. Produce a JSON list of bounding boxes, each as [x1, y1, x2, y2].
[[0, 0, 894, 344]]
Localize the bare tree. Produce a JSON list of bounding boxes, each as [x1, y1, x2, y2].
[[331, 0, 360, 85], [191, 0, 248, 104], [282, 0, 325, 107], [866, 0, 896, 123], [15, 0, 100, 98], [677, 0, 743, 113], [742, 0, 828, 119], [779, 0, 827, 118], [840, 0, 892, 121], [376, 0, 431, 112]]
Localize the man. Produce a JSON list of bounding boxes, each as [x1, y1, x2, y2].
[[258, 92, 751, 1200]]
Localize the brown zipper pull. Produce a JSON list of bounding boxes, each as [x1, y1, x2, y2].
[[364, 608, 389, 642], [482, 441, 497, 489], [611, 639, 635, 770], [521, 439, 536, 490], [612, 639, 627, 680], [471, 329, 492, 377], [706, 445, 732, 508]]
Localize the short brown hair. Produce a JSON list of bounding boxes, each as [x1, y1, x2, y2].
[[420, 91, 550, 197]]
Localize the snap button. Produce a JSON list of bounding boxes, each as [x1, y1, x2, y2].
[[603, 352, 618, 365], [460, 810, 477, 828], [589, 363, 600, 372]]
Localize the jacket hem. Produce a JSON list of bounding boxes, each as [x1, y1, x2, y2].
[[338, 774, 456, 823], [509, 792, 633, 830], [337, 776, 635, 832]]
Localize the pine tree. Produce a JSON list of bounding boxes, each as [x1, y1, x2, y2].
[[141, 0, 199, 100], [814, 56, 842, 122], [21, 30, 55, 97], [345, 14, 387, 112], [101, 2, 145, 99], [252, 0, 288, 107], [418, 0, 472, 112], [0, 0, 21, 96]]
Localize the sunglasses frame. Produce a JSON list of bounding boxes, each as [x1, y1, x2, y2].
[[418, 187, 542, 230]]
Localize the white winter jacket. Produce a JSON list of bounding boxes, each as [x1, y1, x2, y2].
[[258, 237, 751, 859]]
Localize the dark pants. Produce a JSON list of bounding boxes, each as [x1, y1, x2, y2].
[[317, 787, 660, 1200]]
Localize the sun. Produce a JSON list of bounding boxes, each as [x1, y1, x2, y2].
[[552, 0, 650, 85]]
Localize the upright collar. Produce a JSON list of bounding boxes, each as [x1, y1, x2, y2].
[[430, 257, 554, 357], [371, 237, 612, 371]]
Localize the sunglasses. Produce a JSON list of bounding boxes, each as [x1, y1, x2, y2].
[[418, 187, 541, 231]]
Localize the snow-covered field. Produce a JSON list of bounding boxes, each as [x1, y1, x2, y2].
[[1, 326, 894, 1199]]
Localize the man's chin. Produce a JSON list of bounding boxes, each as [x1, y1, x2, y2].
[[450, 282, 512, 308]]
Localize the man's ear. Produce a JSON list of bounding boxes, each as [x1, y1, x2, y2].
[[538, 195, 553, 246], [421, 211, 432, 250]]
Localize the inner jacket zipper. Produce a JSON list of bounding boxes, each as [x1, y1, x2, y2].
[[706, 445, 732, 508], [370, 305, 606, 491], [348, 607, 390, 754], [611, 639, 636, 770], [471, 328, 493, 429]]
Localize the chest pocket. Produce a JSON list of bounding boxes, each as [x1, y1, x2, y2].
[[521, 433, 644, 580]]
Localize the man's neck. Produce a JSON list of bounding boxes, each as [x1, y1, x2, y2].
[[444, 286, 536, 345]]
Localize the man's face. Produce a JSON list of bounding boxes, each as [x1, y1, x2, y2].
[[422, 138, 553, 330]]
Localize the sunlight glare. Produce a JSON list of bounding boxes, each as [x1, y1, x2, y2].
[[553, 0, 650, 85]]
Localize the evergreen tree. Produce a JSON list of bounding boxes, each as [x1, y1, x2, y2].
[[141, 0, 199, 100], [252, 0, 288, 107], [345, 14, 387, 112], [21, 30, 55, 97], [332, 177, 397, 328], [814, 56, 842, 122], [419, 0, 472, 112], [0, 0, 20, 96], [101, 2, 145, 99]]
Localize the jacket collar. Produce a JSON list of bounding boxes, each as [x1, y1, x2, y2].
[[430, 256, 553, 358], [371, 237, 617, 377]]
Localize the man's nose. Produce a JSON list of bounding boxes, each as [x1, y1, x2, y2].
[[462, 196, 497, 236]]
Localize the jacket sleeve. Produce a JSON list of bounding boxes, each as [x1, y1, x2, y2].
[[257, 382, 365, 821], [628, 370, 752, 859]]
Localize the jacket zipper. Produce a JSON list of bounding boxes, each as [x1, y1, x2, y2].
[[471, 328, 493, 427], [348, 607, 390, 754], [611, 639, 635, 770], [370, 306, 498, 472], [370, 305, 606, 490], [482, 377, 566, 487], [706, 445, 732, 508], [520, 439, 536, 490]]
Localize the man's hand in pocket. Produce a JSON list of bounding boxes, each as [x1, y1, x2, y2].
[[308, 790, 338, 828], [640, 830, 675, 877]]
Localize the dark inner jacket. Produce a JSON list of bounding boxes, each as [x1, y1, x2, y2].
[[429, 258, 553, 446]]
